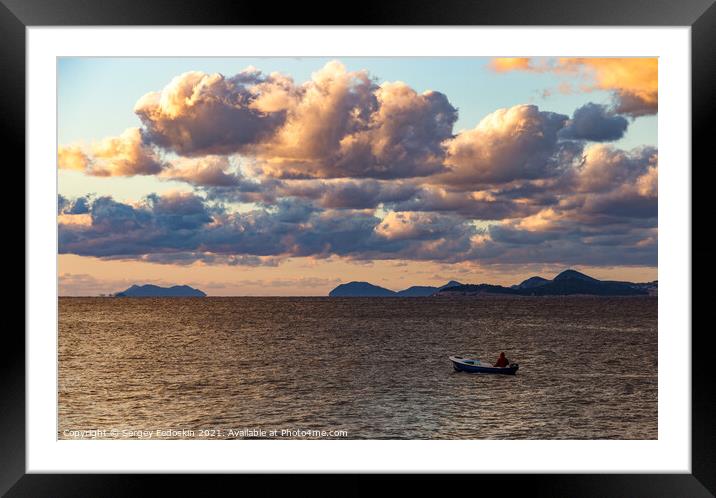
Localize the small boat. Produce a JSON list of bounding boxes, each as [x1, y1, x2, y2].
[[449, 356, 519, 375]]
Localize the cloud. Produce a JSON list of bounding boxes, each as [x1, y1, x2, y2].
[[57, 60, 658, 272], [134, 69, 287, 156], [558, 103, 629, 142], [578, 187, 657, 219], [58, 273, 140, 296], [390, 185, 539, 220], [475, 222, 657, 267], [440, 104, 571, 186], [461, 143, 658, 266], [160, 155, 241, 187], [57, 146, 90, 172], [256, 63, 458, 179], [489, 58, 533, 72], [58, 128, 164, 177], [58, 195, 91, 214], [146, 191, 215, 230], [561, 58, 657, 117], [58, 192, 482, 265], [270, 179, 419, 210], [59, 151, 657, 268], [134, 252, 280, 267], [57, 213, 92, 227], [59, 191, 215, 258], [132, 61, 458, 180], [375, 211, 465, 241], [489, 57, 658, 116], [331, 81, 456, 179], [636, 164, 658, 198], [573, 144, 657, 195], [58, 195, 68, 214], [261, 277, 341, 288], [58, 194, 93, 226], [251, 61, 376, 175]]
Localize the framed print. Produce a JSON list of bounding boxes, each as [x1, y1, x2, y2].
[[5, 0, 714, 494]]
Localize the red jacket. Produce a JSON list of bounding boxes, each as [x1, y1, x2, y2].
[[494, 354, 509, 367]]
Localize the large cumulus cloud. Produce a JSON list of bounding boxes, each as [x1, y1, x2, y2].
[[133, 61, 458, 180], [134, 69, 287, 156], [255, 64, 458, 179], [439, 104, 572, 186], [58, 60, 658, 271]]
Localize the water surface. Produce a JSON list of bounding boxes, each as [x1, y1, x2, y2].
[[59, 296, 657, 439]]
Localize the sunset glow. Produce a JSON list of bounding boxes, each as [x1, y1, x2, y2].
[[58, 57, 658, 295]]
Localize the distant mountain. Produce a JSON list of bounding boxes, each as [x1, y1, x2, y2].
[[396, 286, 437, 297], [395, 280, 463, 297], [438, 269, 652, 297], [553, 269, 599, 283], [511, 276, 550, 290], [525, 277, 645, 296], [115, 284, 206, 297], [443, 283, 520, 296], [329, 282, 397, 297], [439, 280, 463, 290], [329, 280, 463, 297], [328, 271, 655, 298]]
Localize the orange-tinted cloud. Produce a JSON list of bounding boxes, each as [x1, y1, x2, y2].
[[57, 213, 92, 227], [489, 57, 658, 116], [57, 145, 90, 172], [558, 58, 657, 116], [489, 57, 533, 72], [58, 128, 164, 177]]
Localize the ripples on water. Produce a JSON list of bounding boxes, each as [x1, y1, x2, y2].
[[59, 296, 657, 439]]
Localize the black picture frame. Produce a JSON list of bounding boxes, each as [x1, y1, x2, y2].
[[5, 0, 713, 494]]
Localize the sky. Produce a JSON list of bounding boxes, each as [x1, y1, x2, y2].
[[58, 57, 658, 296]]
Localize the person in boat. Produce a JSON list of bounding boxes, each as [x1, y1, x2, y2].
[[493, 352, 510, 368]]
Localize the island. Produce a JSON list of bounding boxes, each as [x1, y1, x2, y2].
[[328, 270, 657, 297], [328, 280, 462, 297], [438, 269, 656, 297], [114, 284, 207, 297]]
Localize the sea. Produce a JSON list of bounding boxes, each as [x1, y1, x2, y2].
[[58, 296, 657, 440]]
